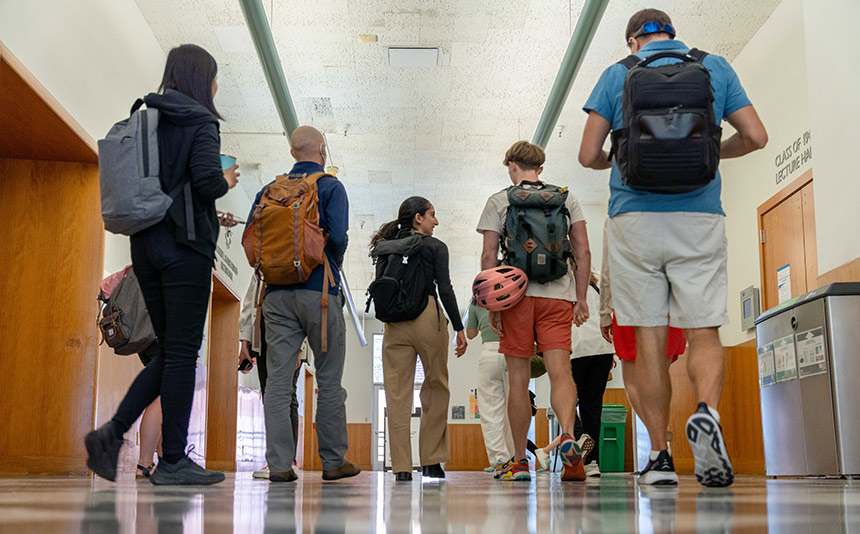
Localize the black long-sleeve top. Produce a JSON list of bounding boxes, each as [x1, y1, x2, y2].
[[375, 234, 464, 331], [143, 89, 229, 260]]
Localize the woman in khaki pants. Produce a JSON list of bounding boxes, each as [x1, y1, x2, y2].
[[370, 197, 468, 481]]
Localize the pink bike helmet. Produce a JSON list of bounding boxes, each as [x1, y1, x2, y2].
[[472, 266, 528, 311]]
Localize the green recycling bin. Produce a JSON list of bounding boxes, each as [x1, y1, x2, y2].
[[599, 403, 628, 472]]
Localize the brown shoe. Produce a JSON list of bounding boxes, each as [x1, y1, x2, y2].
[[270, 469, 298, 482], [322, 461, 361, 481]]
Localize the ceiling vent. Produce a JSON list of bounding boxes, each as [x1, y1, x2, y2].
[[387, 47, 439, 68]]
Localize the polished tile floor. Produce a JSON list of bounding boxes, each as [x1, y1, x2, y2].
[[1, 471, 859, 533]]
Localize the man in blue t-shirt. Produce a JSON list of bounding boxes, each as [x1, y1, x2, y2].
[[579, 9, 767, 487]]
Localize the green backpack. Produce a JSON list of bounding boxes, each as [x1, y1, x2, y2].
[[502, 181, 572, 284]]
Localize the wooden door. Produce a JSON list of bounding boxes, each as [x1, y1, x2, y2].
[[758, 171, 817, 310], [205, 274, 241, 471]]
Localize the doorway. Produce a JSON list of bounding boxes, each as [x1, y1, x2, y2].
[[758, 170, 817, 309]]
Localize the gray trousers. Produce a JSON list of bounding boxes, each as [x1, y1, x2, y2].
[[263, 289, 348, 471]]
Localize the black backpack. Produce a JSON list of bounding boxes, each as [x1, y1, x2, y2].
[[366, 233, 431, 323], [610, 49, 722, 194]]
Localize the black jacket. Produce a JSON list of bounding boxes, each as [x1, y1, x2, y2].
[[143, 90, 229, 259]]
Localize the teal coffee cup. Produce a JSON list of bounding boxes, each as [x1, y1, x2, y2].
[[220, 154, 237, 170]]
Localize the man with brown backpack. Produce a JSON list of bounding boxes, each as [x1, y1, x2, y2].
[[242, 125, 357, 482]]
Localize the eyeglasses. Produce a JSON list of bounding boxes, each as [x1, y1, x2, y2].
[[628, 21, 676, 46]]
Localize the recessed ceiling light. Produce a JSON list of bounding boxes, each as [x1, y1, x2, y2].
[[387, 47, 439, 68]]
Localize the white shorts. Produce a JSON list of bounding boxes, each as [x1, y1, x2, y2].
[[607, 212, 728, 329]]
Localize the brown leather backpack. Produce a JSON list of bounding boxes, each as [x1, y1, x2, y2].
[[243, 172, 337, 350]]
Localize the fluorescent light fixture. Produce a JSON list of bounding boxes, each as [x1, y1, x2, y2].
[[387, 47, 439, 68]]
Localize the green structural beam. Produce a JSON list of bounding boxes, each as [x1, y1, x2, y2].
[[239, 0, 300, 139], [532, 0, 610, 148]]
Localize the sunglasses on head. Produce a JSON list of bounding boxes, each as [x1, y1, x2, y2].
[[629, 21, 676, 44]]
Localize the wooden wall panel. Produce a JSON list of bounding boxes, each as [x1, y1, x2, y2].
[[602, 389, 635, 473], [306, 423, 373, 472], [205, 275, 241, 471], [817, 256, 860, 286], [534, 408, 549, 448], [0, 43, 98, 162], [446, 424, 487, 471], [0, 158, 103, 475]]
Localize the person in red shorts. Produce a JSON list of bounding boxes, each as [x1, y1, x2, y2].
[[598, 219, 687, 484], [477, 141, 592, 482]]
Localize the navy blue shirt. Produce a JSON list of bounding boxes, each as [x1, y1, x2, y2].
[[246, 161, 349, 296], [583, 40, 752, 217]]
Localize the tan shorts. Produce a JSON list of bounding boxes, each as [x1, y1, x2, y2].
[[607, 212, 728, 329]]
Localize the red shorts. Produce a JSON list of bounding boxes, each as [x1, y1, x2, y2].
[[499, 296, 573, 358], [612, 316, 687, 362]]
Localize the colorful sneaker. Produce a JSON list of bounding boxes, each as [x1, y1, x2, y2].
[[493, 459, 511, 479], [686, 402, 734, 487], [638, 450, 679, 485], [559, 434, 586, 481], [534, 448, 550, 472], [585, 461, 601, 478], [499, 459, 531, 481], [577, 434, 595, 463]]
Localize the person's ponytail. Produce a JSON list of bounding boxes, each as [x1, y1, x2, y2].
[[369, 220, 401, 250], [368, 196, 433, 252]]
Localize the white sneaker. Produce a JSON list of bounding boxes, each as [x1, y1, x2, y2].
[[252, 466, 270, 479], [585, 461, 601, 478], [577, 434, 595, 463], [534, 448, 550, 472]]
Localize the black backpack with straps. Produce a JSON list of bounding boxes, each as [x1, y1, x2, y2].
[[366, 233, 432, 323], [610, 48, 722, 194]]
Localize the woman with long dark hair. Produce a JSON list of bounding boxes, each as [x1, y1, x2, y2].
[[85, 44, 238, 485], [370, 196, 467, 481]]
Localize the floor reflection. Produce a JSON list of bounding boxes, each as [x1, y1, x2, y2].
[[1, 472, 859, 533]]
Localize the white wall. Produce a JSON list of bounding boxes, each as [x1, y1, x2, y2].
[[802, 0, 860, 275], [719, 0, 812, 346]]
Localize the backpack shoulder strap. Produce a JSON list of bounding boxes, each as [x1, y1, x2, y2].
[[688, 48, 708, 62], [617, 54, 640, 70]]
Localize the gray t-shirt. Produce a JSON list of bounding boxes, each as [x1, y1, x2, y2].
[[476, 184, 586, 302]]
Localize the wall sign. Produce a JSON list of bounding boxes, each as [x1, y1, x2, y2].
[[775, 130, 812, 185], [777, 264, 791, 304]]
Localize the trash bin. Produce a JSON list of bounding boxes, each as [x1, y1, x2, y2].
[[599, 404, 628, 472]]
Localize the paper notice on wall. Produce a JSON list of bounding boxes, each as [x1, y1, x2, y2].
[[777, 264, 791, 304], [757, 343, 776, 387], [796, 327, 827, 378], [773, 334, 798, 382]]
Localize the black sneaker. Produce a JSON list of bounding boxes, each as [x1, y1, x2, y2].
[[638, 450, 679, 485], [85, 421, 124, 482], [149, 456, 225, 486], [686, 402, 734, 487]]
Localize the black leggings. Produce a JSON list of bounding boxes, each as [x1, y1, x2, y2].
[[570, 353, 614, 463], [112, 222, 213, 459]]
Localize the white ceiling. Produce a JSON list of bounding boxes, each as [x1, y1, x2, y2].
[[135, 0, 781, 301]]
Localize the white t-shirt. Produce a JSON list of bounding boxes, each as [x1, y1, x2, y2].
[[476, 183, 586, 302], [571, 284, 615, 359]]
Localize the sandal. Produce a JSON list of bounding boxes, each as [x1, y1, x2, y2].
[[136, 463, 155, 478]]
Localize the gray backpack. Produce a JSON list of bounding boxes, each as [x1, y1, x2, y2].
[[502, 181, 573, 284], [97, 268, 156, 356], [98, 99, 192, 237]]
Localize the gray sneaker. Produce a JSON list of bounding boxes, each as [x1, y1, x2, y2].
[[150, 456, 225, 486]]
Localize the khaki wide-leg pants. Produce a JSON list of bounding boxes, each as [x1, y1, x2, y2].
[[383, 296, 450, 473]]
